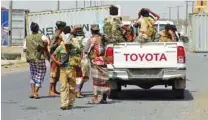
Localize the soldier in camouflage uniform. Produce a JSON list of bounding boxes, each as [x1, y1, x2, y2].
[[134, 8, 159, 42], [159, 24, 177, 42], [71, 25, 86, 98], [103, 5, 125, 43], [49, 21, 66, 96], [50, 36, 77, 110]]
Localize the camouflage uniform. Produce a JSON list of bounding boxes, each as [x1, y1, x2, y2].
[[158, 30, 172, 42], [70, 25, 84, 93], [103, 15, 125, 43], [135, 17, 156, 42], [53, 42, 77, 109]]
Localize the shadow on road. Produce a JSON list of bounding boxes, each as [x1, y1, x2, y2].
[[73, 106, 94, 109], [40, 96, 60, 99], [114, 89, 194, 101]]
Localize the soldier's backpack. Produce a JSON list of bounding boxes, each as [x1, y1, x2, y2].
[[103, 16, 124, 43]]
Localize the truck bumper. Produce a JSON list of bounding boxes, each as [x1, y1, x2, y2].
[[108, 68, 186, 80]]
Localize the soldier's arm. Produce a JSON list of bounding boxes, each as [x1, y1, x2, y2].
[[134, 20, 141, 28], [168, 30, 176, 42], [23, 38, 27, 52], [144, 8, 160, 20], [51, 46, 61, 65], [83, 39, 92, 54]]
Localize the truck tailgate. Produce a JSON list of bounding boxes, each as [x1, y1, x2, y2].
[[113, 42, 178, 68]]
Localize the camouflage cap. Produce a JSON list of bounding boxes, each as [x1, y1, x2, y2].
[[91, 24, 100, 31]]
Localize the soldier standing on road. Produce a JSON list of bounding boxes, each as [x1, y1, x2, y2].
[[25, 22, 49, 99], [84, 24, 110, 104], [49, 21, 66, 96], [71, 25, 87, 98], [50, 35, 77, 110]]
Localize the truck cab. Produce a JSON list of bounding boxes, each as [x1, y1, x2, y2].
[[154, 20, 174, 32]]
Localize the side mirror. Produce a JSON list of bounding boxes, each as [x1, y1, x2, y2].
[[180, 36, 189, 43]]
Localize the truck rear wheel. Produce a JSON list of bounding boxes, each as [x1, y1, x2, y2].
[[117, 83, 122, 92], [172, 78, 186, 99], [173, 89, 185, 99]]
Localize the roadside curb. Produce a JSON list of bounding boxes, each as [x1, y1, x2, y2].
[[1, 60, 27, 67]]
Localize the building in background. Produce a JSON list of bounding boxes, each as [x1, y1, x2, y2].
[[1, 7, 29, 46]]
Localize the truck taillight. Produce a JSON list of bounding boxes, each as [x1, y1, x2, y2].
[[106, 47, 114, 64], [177, 46, 185, 64]]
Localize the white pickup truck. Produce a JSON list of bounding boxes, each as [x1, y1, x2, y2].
[[106, 41, 186, 99]]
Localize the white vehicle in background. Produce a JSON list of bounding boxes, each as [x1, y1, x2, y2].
[[154, 20, 174, 32], [154, 20, 189, 43]]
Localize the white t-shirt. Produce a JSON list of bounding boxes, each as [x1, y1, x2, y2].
[[23, 35, 49, 49]]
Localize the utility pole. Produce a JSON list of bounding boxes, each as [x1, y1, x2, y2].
[[76, 0, 78, 8], [168, 7, 173, 20], [192, 1, 195, 13], [84, 0, 85, 8], [185, 1, 189, 35], [175, 6, 182, 25], [8, 0, 13, 47], [57, 0, 60, 10], [90, 0, 92, 7]]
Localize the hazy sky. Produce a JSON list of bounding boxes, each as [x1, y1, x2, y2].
[[1, 0, 194, 19]]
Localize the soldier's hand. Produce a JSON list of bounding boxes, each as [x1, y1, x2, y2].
[[55, 60, 61, 65]]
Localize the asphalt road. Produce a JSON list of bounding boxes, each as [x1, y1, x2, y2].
[[1, 52, 208, 120]]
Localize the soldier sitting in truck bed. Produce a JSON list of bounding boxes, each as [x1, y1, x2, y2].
[[159, 24, 177, 42], [134, 8, 160, 42]]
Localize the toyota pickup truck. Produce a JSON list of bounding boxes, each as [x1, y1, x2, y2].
[[106, 41, 186, 99]]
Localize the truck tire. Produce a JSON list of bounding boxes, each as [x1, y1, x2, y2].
[[117, 83, 122, 92], [174, 89, 185, 99], [108, 89, 119, 99], [172, 78, 186, 99]]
